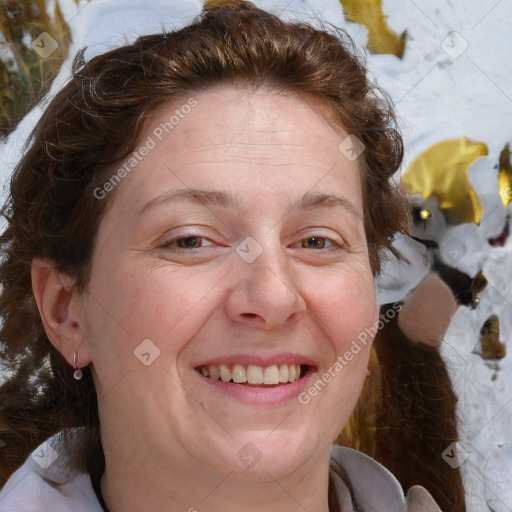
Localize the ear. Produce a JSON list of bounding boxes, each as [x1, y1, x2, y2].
[[31, 258, 92, 369]]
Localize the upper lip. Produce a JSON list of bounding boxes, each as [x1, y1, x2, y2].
[[194, 353, 317, 368]]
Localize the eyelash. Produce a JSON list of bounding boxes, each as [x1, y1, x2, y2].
[[159, 236, 215, 250], [159, 234, 342, 251]]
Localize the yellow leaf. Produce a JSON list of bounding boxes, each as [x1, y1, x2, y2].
[[339, 0, 406, 58], [203, 0, 231, 7], [479, 315, 506, 360], [498, 143, 512, 207], [402, 137, 488, 225]]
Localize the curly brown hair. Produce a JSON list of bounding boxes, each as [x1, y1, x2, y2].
[[0, 1, 418, 510]]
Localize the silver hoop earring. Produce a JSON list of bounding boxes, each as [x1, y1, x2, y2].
[[73, 351, 83, 381]]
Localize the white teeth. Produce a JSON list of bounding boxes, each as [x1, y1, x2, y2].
[[278, 364, 289, 382], [289, 364, 296, 381], [247, 365, 264, 384], [263, 365, 280, 385], [232, 364, 246, 383], [220, 364, 231, 382], [209, 365, 220, 380], [200, 363, 304, 384]]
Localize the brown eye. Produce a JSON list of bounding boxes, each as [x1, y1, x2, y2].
[[301, 237, 328, 249], [161, 235, 212, 250], [176, 236, 202, 249]]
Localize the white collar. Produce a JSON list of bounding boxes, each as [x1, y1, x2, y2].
[[0, 436, 441, 511]]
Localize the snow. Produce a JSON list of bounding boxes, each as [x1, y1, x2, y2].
[[1, 0, 511, 509]]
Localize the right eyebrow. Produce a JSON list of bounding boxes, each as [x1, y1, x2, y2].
[[140, 188, 239, 214]]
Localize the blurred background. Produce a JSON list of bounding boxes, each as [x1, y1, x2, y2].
[[1, 0, 511, 510]]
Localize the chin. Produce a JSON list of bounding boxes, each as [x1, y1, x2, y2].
[[220, 427, 327, 482]]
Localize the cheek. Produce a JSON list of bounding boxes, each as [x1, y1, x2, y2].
[[85, 262, 223, 362], [84, 265, 208, 401], [309, 267, 377, 353]]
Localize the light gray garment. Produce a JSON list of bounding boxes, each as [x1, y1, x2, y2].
[[330, 444, 442, 512], [0, 436, 442, 511]]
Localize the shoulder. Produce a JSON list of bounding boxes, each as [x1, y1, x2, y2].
[[0, 437, 443, 512], [0, 434, 101, 512], [330, 445, 443, 512]]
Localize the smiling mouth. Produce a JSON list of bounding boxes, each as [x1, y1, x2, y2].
[[195, 363, 311, 386]]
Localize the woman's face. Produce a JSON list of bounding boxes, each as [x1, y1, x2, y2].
[[80, 85, 378, 482]]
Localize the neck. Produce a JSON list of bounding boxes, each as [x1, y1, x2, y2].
[[99, 444, 332, 512]]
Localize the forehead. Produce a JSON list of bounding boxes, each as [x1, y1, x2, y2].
[[168, 85, 346, 151], [101, 85, 363, 220]]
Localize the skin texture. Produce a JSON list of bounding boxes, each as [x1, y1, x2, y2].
[[32, 85, 379, 512]]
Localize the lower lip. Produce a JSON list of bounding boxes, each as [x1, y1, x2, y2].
[[196, 369, 316, 405]]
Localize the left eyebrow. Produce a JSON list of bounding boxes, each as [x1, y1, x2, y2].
[[291, 192, 362, 218]]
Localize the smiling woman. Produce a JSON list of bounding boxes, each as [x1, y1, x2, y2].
[[0, 1, 456, 511]]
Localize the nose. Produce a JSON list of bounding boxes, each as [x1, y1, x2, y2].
[[224, 238, 307, 329]]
